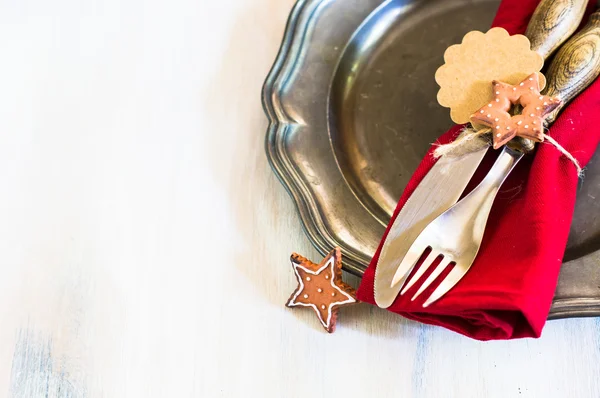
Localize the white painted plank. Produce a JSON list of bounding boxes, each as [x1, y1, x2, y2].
[[0, 0, 597, 397]]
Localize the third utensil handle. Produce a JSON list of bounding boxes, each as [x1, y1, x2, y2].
[[544, 11, 600, 124]]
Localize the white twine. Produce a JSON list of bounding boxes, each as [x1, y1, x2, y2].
[[432, 127, 490, 159], [433, 127, 583, 178], [542, 133, 583, 177]]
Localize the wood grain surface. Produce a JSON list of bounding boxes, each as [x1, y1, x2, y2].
[[545, 11, 600, 123], [525, 0, 588, 60], [0, 0, 599, 397]]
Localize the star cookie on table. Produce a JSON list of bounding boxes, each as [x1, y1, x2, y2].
[[286, 248, 358, 333], [470, 73, 561, 149]]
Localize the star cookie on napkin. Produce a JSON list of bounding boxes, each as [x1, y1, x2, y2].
[[470, 73, 561, 148], [286, 248, 358, 333]]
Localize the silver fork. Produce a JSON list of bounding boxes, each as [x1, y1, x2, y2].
[[390, 146, 524, 307]]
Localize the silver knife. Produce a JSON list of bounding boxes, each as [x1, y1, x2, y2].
[[374, 0, 589, 309]]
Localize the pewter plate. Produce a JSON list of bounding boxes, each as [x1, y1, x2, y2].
[[263, 0, 600, 318]]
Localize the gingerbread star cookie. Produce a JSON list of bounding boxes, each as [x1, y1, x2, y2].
[[286, 248, 358, 333], [470, 73, 562, 149]]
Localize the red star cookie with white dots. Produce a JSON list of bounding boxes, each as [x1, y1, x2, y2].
[[286, 248, 358, 333], [470, 73, 561, 149]]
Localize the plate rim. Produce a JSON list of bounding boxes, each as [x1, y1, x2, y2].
[[262, 0, 376, 276]]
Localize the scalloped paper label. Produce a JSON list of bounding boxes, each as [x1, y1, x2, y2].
[[435, 27, 545, 125]]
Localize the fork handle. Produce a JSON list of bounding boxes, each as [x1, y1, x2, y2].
[[457, 147, 524, 238]]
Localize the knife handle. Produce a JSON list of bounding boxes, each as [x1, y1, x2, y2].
[[544, 11, 600, 124], [525, 0, 588, 60], [508, 0, 588, 152]]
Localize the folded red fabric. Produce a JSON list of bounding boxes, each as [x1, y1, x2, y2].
[[357, 0, 600, 340]]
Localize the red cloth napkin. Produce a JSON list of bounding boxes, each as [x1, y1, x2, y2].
[[357, 0, 600, 340]]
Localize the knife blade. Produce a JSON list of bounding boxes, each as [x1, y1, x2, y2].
[[374, 0, 589, 309]]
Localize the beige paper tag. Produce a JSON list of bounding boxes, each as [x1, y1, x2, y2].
[[435, 27, 545, 125]]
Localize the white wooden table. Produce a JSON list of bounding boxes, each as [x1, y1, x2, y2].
[[0, 0, 599, 396]]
